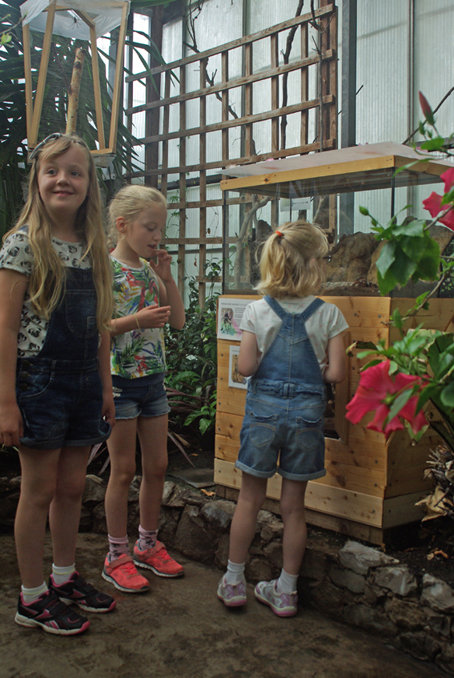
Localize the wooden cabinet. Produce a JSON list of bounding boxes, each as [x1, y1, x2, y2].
[[214, 294, 454, 544]]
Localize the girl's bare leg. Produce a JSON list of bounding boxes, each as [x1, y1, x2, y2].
[[48, 445, 90, 566], [279, 478, 308, 575], [15, 446, 60, 587], [137, 414, 168, 530], [228, 472, 267, 564], [104, 419, 138, 537]]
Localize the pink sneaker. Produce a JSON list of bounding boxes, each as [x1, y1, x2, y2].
[[217, 576, 247, 607], [102, 554, 150, 593], [254, 579, 298, 617], [133, 540, 184, 578]]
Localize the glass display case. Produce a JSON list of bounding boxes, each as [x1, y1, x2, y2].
[[220, 142, 451, 294]]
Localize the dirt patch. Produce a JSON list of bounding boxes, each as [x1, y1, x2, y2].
[[0, 532, 447, 678]]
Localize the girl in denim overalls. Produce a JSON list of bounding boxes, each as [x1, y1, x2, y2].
[[101, 185, 185, 594], [0, 134, 116, 635], [218, 221, 348, 617]]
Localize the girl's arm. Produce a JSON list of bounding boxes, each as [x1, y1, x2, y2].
[[152, 249, 185, 330], [110, 307, 171, 336], [238, 330, 261, 377], [98, 330, 115, 426], [323, 331, 347, 384], [0, 269, 28, 448]]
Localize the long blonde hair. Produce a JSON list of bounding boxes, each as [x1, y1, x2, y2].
[[6, 134, 112, 329], [256, 220, 328, 298], [108, 184, 167, 246]]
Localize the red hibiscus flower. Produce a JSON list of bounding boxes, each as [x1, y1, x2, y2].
[[346, 360, 428, 439], [423, 168, 454, 231]]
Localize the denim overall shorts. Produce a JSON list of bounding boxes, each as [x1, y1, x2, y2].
[[16, 267, 111, 450], [236, 296, 327, 481]]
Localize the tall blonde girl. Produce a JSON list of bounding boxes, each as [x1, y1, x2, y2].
[[101, 184, 185, 594], [0, 133, 116, 636], [217, 220, 348, 617]]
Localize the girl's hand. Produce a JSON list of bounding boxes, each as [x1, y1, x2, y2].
[[102, 393, 116, 428], [136, 304, 171, 328], [0, 401, 23, 449], [150, 249, 173, 282]]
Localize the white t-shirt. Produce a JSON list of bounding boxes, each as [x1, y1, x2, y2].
[[240, 295, 348, 373]]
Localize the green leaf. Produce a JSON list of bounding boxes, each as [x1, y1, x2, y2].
[[199, 418, 212, 436], [393, 219, 425, 238], [440, 382, 454, 409], [376, 241, 397, 277], [420, 137, 447, 152], [377, 269, 398, 296], [386, 389, 414, 423], [389, 251, 417, 285], [391, 308, 403, 330]]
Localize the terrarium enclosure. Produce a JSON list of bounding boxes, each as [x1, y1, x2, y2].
[[220, 143, 454, 295], [215, 144, 454, 544]]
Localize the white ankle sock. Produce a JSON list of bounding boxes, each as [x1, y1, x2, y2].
[[51, 563, 76, 586], [224, 560, 246, 585], [277, 568, 298, 594], [21, 582, 48, 604]]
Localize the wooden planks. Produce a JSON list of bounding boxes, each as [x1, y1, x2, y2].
[[215, 294, 452, 542]]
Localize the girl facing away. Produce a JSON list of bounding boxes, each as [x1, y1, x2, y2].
[[102, 185, 185, 593], [0, 133, 116, 636], [217, 220, 348, 617]]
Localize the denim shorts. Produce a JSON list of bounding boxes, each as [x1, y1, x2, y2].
[[235, 389, 327, 482], [112, 373, 170, 420], [16, 360, 111, 450]]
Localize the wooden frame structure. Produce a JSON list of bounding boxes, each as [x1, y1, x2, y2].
[[125, 2, 337, 301], [21, 0, 129, 165]]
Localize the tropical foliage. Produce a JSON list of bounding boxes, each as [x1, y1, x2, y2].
[[346, 93, 454, 518], [165, 261, 220, 438]]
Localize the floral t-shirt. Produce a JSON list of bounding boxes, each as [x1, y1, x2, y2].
[[0, 230, 91, 357], [110, 256, 166, 378]]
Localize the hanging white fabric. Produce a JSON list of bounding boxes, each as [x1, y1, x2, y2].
[[20, 0, 130, 40]]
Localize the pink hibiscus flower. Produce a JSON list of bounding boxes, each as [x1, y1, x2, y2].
[[423, 168, 454, 231], [346, 361, 428, 439]]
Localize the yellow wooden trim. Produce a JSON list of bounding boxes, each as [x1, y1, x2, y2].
[[108, 1, 128, 152], [30, 1, 56, 145], [22, 23, 33, 144], [89, 24, 106, 149]]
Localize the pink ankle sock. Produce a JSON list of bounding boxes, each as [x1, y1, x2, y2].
[[138, 525, 157, 550], [108, 535, 129, 562]]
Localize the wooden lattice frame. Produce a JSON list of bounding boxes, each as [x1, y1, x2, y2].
[[125, 2, 337, 299]]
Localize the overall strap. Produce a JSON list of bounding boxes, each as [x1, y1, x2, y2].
[[264, 295, 287, 319], [300, 297, 325, 321], [264, 295, 324, 322]]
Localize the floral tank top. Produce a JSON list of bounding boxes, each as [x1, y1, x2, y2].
[[110, 256, 166, 378]]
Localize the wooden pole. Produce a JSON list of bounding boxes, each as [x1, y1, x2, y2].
[[30, 0, 56, 147], [108, 1, 128, 152], [66, 47, 86, 135], [22, 23, 33, 144]]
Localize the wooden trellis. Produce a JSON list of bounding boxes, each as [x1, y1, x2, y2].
[[125, 2, 337, 300]]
